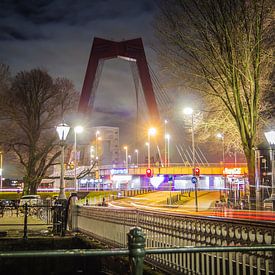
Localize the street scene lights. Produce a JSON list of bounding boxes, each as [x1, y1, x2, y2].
[[145, 142, 149, 168], [265, 130, 275, 204], [165, 134, 170, 167], [95, 130, 100, 161], [124, 146, 128, 170], [183, 107, 198, 212], [217, 133, 225, 200], [135, 149, 139, 167], [56, 123, 70, 200], [216, 133, 225, 164], [74, 125, 83, 192], [148, 128, 156, 168], [164, 120, 168, 167]]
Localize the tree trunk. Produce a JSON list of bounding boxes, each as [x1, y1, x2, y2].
[[23, 176, 38, 195], [244, 147, 256, 208]]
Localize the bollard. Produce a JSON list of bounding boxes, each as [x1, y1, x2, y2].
[[23, 203, 28, 240], [128, 227, 145, 275]]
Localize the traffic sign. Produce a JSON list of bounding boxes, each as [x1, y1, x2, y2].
[[191, 176, 198, 184]]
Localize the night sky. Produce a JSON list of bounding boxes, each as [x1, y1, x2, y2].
[[0, 0, 160, 132], [0, 0, 167, 177]]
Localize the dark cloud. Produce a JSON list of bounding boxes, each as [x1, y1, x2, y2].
[[0, 0, 157, 40], [0, 0, 159, 150]]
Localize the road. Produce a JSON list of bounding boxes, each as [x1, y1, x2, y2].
[[109, 190, 220, 212], [108, 191, 275, 222]]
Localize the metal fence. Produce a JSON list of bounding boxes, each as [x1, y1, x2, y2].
[[0, 227, 275, 275], [0, 203, 65, 238], [75, 206, 275, 274]]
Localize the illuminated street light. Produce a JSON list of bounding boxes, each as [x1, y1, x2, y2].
[[216, 133, 225, 164], [164, 120, 168, 167], [183, 107, 198, 212], [265, 130, 275, 204], [56, 123, 70, 199], [148, 128, 157, 168], [124, 146, 128, 170], [95, 130, 100, 161], [73, 126, 83, 192], [135, 149, 139, 167], [165, 134, 170, 167], [217, 133, 225, 201]]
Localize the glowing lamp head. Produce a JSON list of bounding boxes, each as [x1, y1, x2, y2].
[[74, 125, 83, 134], [183, 107, 193, 115], [56, 123, 70, 141], [148, 128, 157, 136]]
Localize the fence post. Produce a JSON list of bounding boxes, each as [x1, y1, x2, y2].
[[23, 203, 28, 240], [128, 227, 145, 275]]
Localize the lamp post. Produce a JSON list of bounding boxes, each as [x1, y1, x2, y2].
[[146, 142, 149, 168], [165, 134, 170, 167], [183, 107, 198, 212], [217, 133, 225, 201], [95, 130, 100, 161], [56, 123, 70, 200], [164, 120, 168, 167], [135, 149, 139, 167], [265, 130, 275, 208], [124, 146, 128, 170], [148, 128, 156, 168], [74, 125, 83, 192]]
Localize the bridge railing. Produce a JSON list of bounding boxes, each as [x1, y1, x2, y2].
[[75, 206, 275, 274], [1, 226, 275, 275]]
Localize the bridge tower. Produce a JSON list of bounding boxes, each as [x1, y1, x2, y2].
[[78, 37, 160, 125]]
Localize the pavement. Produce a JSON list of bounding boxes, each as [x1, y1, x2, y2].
[[0, 211, 52, 238]]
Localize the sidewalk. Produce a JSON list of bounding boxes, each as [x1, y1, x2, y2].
[[0, 213, 51, 238]]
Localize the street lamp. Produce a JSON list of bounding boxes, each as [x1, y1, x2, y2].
[[124, 146, 128, 170], [165, 134, 170, 167], [148, 128, 156, 168], [164, 120, 168, 167], [265, 130, 275, 206], [135, 149, 139, 167], [217, 133, 225, 201], [74, 125, 83, 192], [183, 107, 198, 212], [56, 122, 70, 199], [95, 130, 100, 161], [145, 142, 149, 168], [216, 133, 225, 164]]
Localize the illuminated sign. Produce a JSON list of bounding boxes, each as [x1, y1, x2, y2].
[[111, 175, 132, 181], [110, 169, 128, 175], [150, 175, 165, 189], [223, 168, 242, 175]]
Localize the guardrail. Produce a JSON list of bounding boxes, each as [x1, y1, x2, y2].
[[75, 206, 275, 274], [1, 227, 275, 275]]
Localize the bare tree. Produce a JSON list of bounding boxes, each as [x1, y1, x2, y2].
[[0, 67, 77, 194], [155, 0, 274, 204]]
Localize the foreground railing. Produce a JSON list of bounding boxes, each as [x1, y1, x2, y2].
[[75, 206, 275, 274], [1, 227, 275, 275]]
